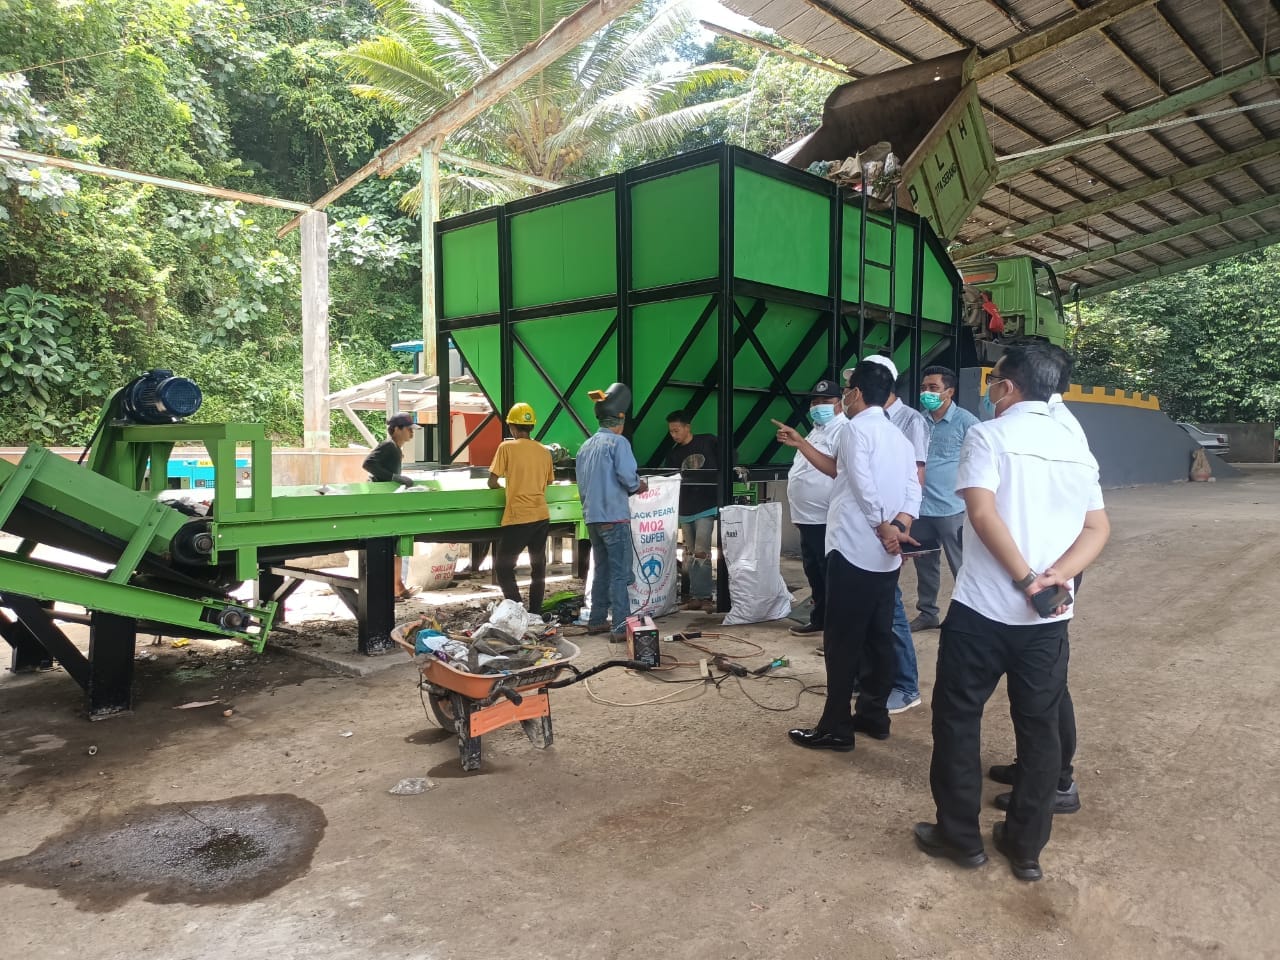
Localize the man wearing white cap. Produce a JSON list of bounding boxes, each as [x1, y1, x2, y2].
[[864, 353, 929, 714]]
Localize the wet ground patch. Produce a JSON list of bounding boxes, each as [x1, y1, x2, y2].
[[0, 793, 326, 910]]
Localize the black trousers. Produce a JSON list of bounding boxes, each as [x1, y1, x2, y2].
[[817, 551, 898, 738], [930, 601, 1069, 859], [796, 523, 828, 627], [1007, 571, 1082, 788], [494, 519, 549, 614]]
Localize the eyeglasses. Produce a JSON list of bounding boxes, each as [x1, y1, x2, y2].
[[986, 375, 1008, 386]]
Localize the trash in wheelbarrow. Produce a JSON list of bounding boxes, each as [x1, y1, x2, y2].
[[411, 621, 565, 675]]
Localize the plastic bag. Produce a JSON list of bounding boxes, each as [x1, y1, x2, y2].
[[487, 598, 530, 640], [719, 502, 793, 625]]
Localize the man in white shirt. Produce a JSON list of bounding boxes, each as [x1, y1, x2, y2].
[[988, 344, 1089, 815], [913, 345, 1109, 882], [863, 354, 929, 715], [776, 361, 921, 752], [784, 378, 844, 637]]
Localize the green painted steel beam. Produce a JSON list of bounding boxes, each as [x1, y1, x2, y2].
[[953, 140, 1280, 260], [0, 555, 275, 651], [1053, 194, 1280, 272], [1079, 231, 1280, 298], [971, 0, 1157, 82], [997, 52, 1280, 181], [0, 445, 187, 556], [210, 484, 583, 553]]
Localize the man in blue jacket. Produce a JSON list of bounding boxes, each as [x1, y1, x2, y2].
[[576, 384, 647, 640]]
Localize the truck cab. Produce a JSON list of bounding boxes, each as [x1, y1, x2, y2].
[[960, 255, 1069, 361]]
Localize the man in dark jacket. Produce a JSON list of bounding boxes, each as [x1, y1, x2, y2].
[[362, 412, 419, 598]]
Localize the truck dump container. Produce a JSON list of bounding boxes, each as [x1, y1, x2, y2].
[[779, 50, 996, 241]]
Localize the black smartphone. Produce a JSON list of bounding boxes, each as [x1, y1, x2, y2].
[[900, 537, 941, 558], [1031, 585, 1073, 618]]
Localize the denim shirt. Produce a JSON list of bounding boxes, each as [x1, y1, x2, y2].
[[921, 401, 980, 517], [576, 428, 641, 523]]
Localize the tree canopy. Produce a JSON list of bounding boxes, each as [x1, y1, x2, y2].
[[0, 0, 1274, 448]]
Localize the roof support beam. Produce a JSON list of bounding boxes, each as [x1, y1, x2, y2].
[[698, 21, 854, 78], [971, 0, 1158, 81], [438, 151, 563, 190], [1053, 194, 1280, 272], [952, 139, 1280, 259], [279, 0, 646, 235], [997, 52, 1280, 180], [1079, 231, 1280, 298], [0, 146, 312, 212]]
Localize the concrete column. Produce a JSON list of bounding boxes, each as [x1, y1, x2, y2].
[[301, 210, 331, 452]]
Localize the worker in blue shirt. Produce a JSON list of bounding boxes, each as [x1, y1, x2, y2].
[[910, 365, 980, 631], [576, 384, 647, 640]]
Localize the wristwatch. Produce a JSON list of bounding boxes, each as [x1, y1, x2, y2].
[[889, 519, 907, 533], [1012, 570, 1037, 590]]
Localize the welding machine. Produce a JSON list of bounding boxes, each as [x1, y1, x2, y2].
[[624, 614, 660, 668]]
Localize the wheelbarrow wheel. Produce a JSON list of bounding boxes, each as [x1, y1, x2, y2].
[[427, 691, 458, 733]]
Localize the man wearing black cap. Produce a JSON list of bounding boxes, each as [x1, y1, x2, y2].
[[363, 412, 420, 598], [576, 384, 647, 639], [784, 377, 844, 638]]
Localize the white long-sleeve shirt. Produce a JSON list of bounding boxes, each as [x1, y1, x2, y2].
[[825, 406, 921, 572]]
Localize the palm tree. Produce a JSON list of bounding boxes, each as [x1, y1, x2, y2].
[[340, 0, 741, 209]]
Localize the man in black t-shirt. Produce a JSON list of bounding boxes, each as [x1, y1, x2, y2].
[[362, 412, 419, 599], [665, 410, 719, 611]]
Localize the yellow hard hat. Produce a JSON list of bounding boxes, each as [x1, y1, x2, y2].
[[506, 402, 536, 426]]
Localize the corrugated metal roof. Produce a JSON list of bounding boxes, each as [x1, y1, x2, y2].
[[720, 0, 1280, 294]]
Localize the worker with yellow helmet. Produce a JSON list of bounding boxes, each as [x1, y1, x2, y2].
[[488, 402, 555, 614]]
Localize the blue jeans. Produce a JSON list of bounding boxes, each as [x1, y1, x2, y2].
[[679, 516, 715, 600], [892, 584, 919, 699], [588, 522, 634, 633]]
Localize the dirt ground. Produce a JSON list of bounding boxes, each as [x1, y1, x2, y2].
[[2, 468, 1279, 960]]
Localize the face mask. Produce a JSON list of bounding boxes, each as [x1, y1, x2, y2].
[[982, 379, 1007, 417], [919, 391, 944, 412], [810, 404, 836, 426]]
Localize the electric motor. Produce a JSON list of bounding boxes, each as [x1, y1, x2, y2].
[[119, 369, 203, 424]]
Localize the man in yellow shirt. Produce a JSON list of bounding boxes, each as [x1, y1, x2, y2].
[[488, 403, 555, 614]]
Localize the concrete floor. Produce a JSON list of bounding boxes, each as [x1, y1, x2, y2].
[[1, 468, 1278, 959]]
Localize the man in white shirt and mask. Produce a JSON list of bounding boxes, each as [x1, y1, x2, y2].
[[776, 361, 920, 752], [863, 354, 929, 715], [784, 377, 844, 639], [987, 344, 1089, 816], [914, 344, 1109, 882]]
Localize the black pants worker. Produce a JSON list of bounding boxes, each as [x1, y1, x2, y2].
[[494, 519, 549, 615], [818, 551, 898, 738], [930, 601, 1069, 860]]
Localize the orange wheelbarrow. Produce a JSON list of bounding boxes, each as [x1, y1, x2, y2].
[[392, 624, 650, 771]]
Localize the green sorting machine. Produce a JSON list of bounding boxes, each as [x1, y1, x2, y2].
[[435, 143, 963, 510], [0, 373, 583, 717]]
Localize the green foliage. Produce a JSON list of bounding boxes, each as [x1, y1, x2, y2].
[[340, 0, 742, 204], [1073, 248, 1280, 423], [159, 199, 298, 347]]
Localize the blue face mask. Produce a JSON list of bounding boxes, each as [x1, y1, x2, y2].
[[982, 378, 1007, 417], [810, 404, 836, 426], [919, 391, 944, 412]]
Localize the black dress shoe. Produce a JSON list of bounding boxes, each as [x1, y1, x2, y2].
[[988, 761, 1017, 785], [994, 781, 1080, 814], [789, 621, 823, 636], [992, 822, 1043, 881], [851, 715, 890, 741], [912, 822, 987, 868], [787, 728, 854, 752]]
